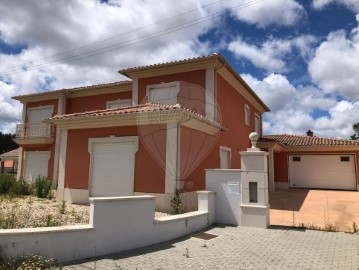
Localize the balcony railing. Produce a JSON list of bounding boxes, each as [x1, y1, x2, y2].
[[15, 123, 54, 139]]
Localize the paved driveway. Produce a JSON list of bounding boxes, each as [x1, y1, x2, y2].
[[63, 226, 358, 270], [270, 189, 359, 232]]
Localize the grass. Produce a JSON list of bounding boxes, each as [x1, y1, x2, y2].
[[0, 251, 57, 270], [0, 195, 89, 229], [291, 210, 341, 232]]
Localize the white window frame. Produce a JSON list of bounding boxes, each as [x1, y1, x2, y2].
[[106, 99, 132, 109], [254, 113, 260, 134], [244, 104, 250, 126], [27, 105, 54, 123], [146, 81, 180, 104], [219, 146, 231, 169]]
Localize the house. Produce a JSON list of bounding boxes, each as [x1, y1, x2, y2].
[[0, 148, 19, 174], [258, 130, 359, 192], [12, 53, 269, 210]]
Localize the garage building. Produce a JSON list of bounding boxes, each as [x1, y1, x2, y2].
[[258, 131, 359, 192]]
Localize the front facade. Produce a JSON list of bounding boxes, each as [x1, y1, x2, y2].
[[13, 53, 269, 210], [258, 133, 359, 192]]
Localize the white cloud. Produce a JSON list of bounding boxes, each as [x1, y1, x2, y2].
[[228, 38, 287, 72], [0, 0, 219, 132], [313, 0, 359, 12], [243, 73, 356, 138], [308, 26, 359, 100], [228, 0, 306, 28], [228, 35, 317, 73]]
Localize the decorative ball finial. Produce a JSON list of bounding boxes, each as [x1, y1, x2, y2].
[[249, 132, 259, 149]]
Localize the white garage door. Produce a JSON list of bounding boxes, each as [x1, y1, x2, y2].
[[90, 141, 137, 197], [24, 151, 50, 183], [289, 154, 356, 190]]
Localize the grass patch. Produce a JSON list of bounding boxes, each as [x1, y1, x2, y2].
[[0, 251, 56, 270], [0, 195, 89, 229]]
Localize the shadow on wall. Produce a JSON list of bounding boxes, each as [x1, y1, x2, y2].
[[269, 189, 309, 211]]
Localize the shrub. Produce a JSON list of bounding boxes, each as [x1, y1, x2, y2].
[[170, 189, 185, 214], [34, 176, 52, 199], [9, 178, 32, 196], [0, 174, 16, 195]]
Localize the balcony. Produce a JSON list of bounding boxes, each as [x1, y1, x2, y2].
[[14, 123, 55, 145]]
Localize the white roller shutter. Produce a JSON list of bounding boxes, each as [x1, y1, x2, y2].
[[28, 107, 53, 123], [24, 151, 50, 183], [90, 141, 136, 197], [289, 154, 356, 190]]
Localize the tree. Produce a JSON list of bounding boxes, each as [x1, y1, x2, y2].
[[0, 132, 18, 154], [350, 123, 359, 140]]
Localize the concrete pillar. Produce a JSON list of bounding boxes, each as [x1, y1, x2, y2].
[[0, 160, 4, 174], [239, 132, 270, 228], [197, 191, 216, 226]]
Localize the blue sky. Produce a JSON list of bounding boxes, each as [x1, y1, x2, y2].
[[0, 0, 358, 138]]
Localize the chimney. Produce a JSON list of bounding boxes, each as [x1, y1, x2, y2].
[[306, 129, 314, 137]]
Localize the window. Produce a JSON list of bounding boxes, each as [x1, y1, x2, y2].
[[147, 82, 180, 104], [340, 156, 350, 162], [293, 156, 301, 162], [220, 146, 231, 169], [27, 105, 54, 123], [249, 182, 258, 203], [244, 104, 250, 126], [106, 99, 132, 109], [255, 113, 260, 134]]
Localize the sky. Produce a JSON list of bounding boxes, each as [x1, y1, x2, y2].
[[0, 0, 358, 138]]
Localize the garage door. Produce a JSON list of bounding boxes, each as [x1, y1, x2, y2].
[[90, 141, 137, 197], [289, 154, 356, 190], [24, 151, 50, 183]]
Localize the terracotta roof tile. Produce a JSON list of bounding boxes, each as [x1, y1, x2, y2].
[[51, 103, 182, 120], [118, 53, 220, 74], [12, 80, 132, 99], [0, 148, 19, 158], [260, 134, 359, 147], [49, 103, 226, 130]]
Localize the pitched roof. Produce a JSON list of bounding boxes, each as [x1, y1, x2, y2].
[[49, 103, 226, 130], [118, 53, 269, 112], [118, 53, 221, 74], [260, 134, 359, 147], [51, 103, 181, 120], [0, 148, 19, 159], [12, 80, 132, 100]]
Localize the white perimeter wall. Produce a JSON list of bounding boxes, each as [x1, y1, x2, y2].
[[205, 169, 242, 226], [0, 192, 215, 263]]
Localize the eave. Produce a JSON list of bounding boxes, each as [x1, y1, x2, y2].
[[47, 109, 227, 135], [283, 145, 359, 152], [257, 142, 359, 152], [12, 81, 132, 103], [119, 58, 222, 79]]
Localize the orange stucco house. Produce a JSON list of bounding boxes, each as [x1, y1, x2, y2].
[[13, 53, 269, 210]]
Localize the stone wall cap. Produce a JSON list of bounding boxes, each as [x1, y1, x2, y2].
[[89, 195, 156, 202]]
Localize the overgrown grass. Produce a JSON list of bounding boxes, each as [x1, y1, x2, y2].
[[0, 250, 56, 270], [0, 196, 89, 229], [291, 210, 340, 232]]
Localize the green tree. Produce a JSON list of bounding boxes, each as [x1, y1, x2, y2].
[[0, 132, 18, 154], [350, 123, 359, 140]]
